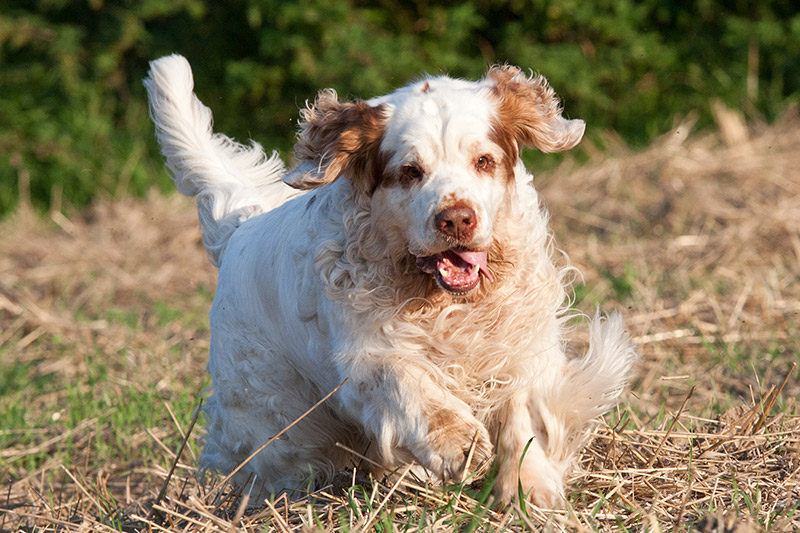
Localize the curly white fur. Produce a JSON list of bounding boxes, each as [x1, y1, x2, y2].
[[143, 54, 297, 265], [144, 56, 638, 508]]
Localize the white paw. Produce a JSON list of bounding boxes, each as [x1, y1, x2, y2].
[[494, 455, 565, 509]]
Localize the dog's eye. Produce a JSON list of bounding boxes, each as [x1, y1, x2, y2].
[[475, 155, 494, 172], [401, 164, 424, 182]]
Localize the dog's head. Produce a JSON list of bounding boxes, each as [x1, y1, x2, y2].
[[285, 65, 584, 296]]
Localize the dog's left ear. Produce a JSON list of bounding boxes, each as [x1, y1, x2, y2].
[[284, 89, 387, 193], [487, 65, 585, 154]]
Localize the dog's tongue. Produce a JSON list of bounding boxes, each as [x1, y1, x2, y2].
[[414, 249, 493, 293], [447, 250, 493, 282]]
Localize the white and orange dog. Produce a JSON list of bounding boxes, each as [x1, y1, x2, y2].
[[144, 55, 637, 508]]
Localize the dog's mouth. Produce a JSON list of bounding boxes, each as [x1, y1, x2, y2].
[[415, 249, 493, 295]]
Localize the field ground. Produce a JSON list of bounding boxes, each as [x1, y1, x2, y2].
[[2, 106, 799, 531]]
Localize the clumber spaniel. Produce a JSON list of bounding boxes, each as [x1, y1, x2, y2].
[[144, 55, 637, 508]]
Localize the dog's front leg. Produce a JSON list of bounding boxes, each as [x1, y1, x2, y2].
[[336, 356, 493, 482], [493, 393, 566, 509]]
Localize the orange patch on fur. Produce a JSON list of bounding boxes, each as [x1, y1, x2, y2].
[[487, 64, 583, 162], [293, 90, 389, 194]]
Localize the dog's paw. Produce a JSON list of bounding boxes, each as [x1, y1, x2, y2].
[[418, 409, 493, 482], [494, 455, 565, 509], [522, 464, 565, 509]]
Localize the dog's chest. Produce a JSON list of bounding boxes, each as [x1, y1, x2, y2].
[[398, 294, 542, 367]]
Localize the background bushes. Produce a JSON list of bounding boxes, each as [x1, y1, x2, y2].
[[1, 0, 798, 215]]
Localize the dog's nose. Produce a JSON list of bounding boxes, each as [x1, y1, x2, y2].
[[435, 206, 477, 241]]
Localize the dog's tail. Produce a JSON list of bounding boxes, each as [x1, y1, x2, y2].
[[541, 312, 639, 464], [143, 54, 294, 266]]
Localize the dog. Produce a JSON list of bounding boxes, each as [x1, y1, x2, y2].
[[144, 55, 637, 508]]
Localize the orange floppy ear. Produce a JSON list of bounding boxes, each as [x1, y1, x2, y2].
[[284, 89, 388, 193], [487, 65, 585, 155]]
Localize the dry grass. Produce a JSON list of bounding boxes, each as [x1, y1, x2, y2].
[[1, 105, 799, 531]]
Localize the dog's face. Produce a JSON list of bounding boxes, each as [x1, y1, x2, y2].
[[371, 77, 511, 295], [285, 66, 585, 296]]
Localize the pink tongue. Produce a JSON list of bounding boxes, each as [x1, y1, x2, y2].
[[447, 250, 493, 282]]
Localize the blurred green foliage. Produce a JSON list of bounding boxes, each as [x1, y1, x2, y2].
[[1, 0, 798, 215]]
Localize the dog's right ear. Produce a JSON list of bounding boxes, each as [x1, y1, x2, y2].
[[284, 89, 387, 193]]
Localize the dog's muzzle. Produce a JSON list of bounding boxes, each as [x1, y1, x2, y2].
[[415, 249, 493, 294]]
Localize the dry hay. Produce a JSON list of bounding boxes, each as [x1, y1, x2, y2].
[[0, 192, 216, 392], [1, 105, 799, 531]]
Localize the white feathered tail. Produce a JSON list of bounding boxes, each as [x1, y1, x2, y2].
[[542, 311, 639, 466], [143, 54, 296, 266]]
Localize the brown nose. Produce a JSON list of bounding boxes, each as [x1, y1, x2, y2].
[[435, 206, 477, 241]]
